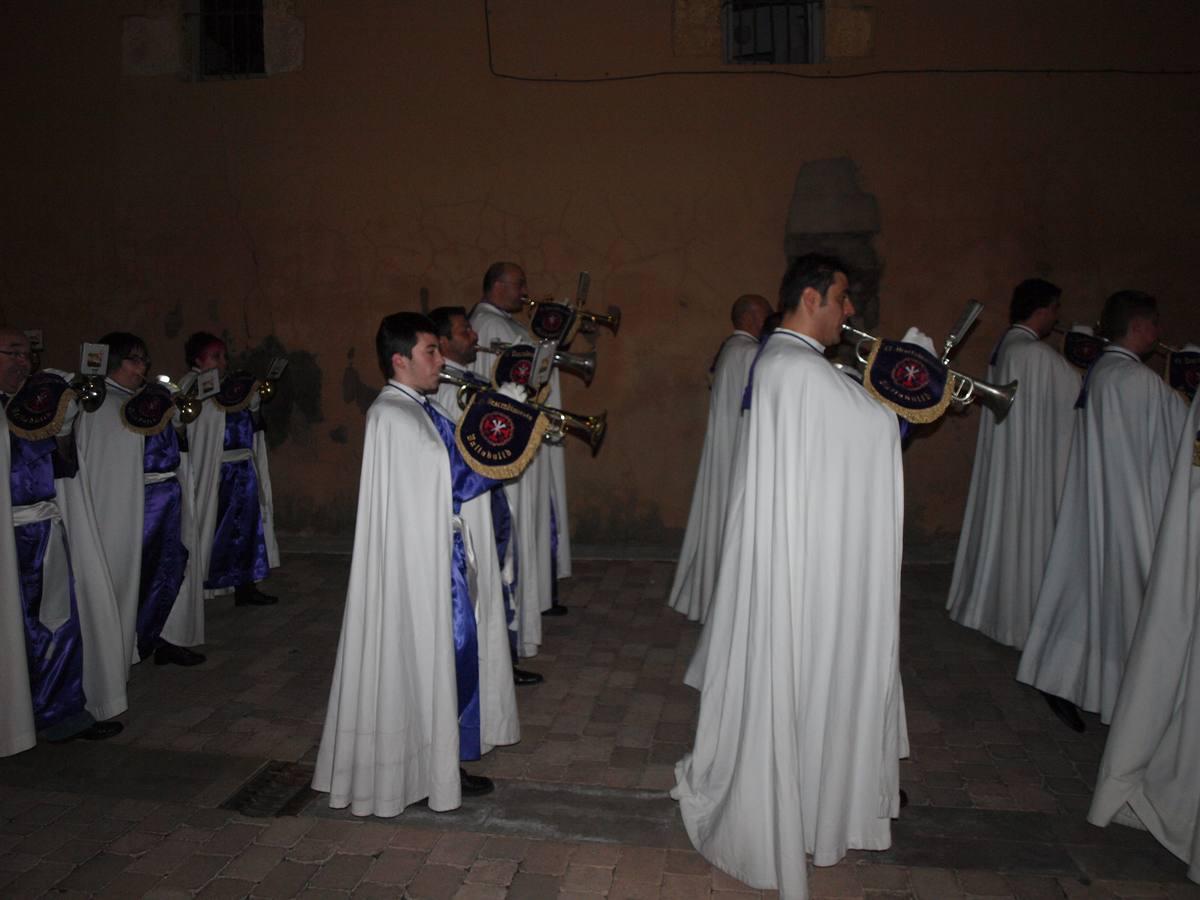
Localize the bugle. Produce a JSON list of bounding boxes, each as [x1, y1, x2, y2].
[[479, 340, 597, 386], [69, 373, 106, 413], [522, 295, 621, 336], [841, 324, 1018, 421], [1052, 324, 1179, 358], [155, 376, 203, 424], [437, 370, 607, 454]]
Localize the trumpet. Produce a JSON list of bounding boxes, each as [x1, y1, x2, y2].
[[478, 341, 597, 386], [1052, 324, 1179, 358], [258, 379, 276, 402], [154, 376, 203, 424], [69, 373, 106, 413], [841, 324, 1018, 421], [521, 296, 621, 336], [437, 370, 608, 455]]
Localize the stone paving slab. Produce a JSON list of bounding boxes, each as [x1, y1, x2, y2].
[[0, 554, 1196, 898]]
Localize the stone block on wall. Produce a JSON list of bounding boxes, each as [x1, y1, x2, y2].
[[825, 1, 875, 59], [673, 0, 721, 58]]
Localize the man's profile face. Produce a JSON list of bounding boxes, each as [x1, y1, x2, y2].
[[112, 346, 150, 391], [440, 314, 478, 366], [810, 272, 854, 346], [394, 332, 444, 394], [1128, 313, 1161, 356], [0, 330, 32, 395], [195, 341, 228, 376], [490, 266, 529, 314], [1029, 299, 1061, 339]]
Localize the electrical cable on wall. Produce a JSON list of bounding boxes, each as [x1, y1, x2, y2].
[[482, 0, 1200, 83]]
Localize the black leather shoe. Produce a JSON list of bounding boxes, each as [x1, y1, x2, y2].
[[154, 641, 206, 667], [513, 667, 544, 686], [900, 788, 909, 809], [51, 721, 124, 743], [1041, 691, 1086, 733], [541, 605, 568, 617], [459, 768, 494, 798], [235, 586, 279, 606]]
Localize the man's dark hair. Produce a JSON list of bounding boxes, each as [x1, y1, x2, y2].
[[1099, 290, 1157, 342], [1009, 279, 1061, 324], [98, 332, 147, 374], [482, 262, 518, 297], [428, 306, 468, 340], [376, 312, 436, 379], [184, 331, 223, 369], [778, 253, 849, 314]]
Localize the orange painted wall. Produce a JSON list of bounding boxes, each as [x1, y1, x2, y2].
[[2, 1, 1197, 547]]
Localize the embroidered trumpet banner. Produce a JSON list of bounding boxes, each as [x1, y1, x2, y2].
[[863, 340, 953, 424], [455, 391, 549, 480]]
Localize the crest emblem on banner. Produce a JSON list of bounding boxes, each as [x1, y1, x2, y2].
[[455, 391, 549, 479], [5, 372, 76, 440], [121, 383, 176, 436], [1062, 331, 1106, 369], [530, 302, 581, 346], [213, 372, 258, 413], [1167, 350, 1200, 400], [863, 340, 953, 423]]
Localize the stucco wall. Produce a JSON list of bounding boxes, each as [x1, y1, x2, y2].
[[2, 0, 1198, 549]]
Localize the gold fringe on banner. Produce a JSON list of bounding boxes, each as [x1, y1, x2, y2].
[[862, 341, 954, 424], [455, 395, 551, 481], [7, 386, 76, 442]]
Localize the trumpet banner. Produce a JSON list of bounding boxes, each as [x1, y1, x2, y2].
[[120, 383, 176, 436], [1062, 331, 1106, 369], [863, 340, 953, 424], [529, 302, 581, 346], [455, 391, 550, 480], [213, 372, 259, 413], [5, 372, 76, 440], [1167, 350, 1200, 400], [489, 345, 549, 403]]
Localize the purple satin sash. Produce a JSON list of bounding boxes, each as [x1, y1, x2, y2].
[[490, 488, 518, 662], [550, 498, 560, 604], [10, 435, 87, 730], [424, 399, 499, 759], [205, 410, 269, 590]]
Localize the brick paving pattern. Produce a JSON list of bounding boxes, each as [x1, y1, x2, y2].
[[1, 554, 1197, 898]]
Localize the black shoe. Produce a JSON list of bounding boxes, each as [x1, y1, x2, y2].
[[900, 789, 909, 808], [459, 768, 494, 798], [541, 605, 568, 617], [50, 721, 124, 744], [513, 667, 544, 686], [1041, 691, 1086, 733], [154, 641, 206, 667], [235, 585, 278, 606]]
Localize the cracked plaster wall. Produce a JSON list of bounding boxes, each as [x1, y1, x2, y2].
[[2, 0, 1199, 548]]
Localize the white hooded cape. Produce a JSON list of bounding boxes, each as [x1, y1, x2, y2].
[[177, 370, 279, 600], [672, 330, 908, 900], [436, 371, 520, 754], [947, 327, 1080, 648], [469, 303, 551, 657], [1088, 389, 1200, 883], [668, 331, 759, 623], [312, 384, 462, 815], [75, 380, 203, 662], [1, 411, 37, 756], [1018, 347, 1187, 722]]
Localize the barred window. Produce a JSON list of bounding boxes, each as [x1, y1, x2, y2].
[[189, 0, 266, 80], [722, 1, 824, 65]]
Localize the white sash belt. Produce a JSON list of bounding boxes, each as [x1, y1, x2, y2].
[[144, 471, 177, 485], [221, 448, 254, 463], [452, 513, 481, 619], [11, 500, 70, 633]]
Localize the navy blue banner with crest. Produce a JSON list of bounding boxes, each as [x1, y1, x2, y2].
[[490, 345, 536, 388], [530, 302, 580, 346], [121, 383, 176, 436], [1062, 331, 1106, 369], [455, 391, 549, 480], [214, 372, 258, 413], [6, 372, 76, 440], [863, 340, 953, 423], [1167, 351, 1200, 401]]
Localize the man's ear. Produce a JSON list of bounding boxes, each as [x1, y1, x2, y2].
[[391, 351, 407, 378], [800, 285, 822, 312]]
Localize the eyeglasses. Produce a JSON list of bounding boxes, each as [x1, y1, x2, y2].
[[126, 354, 151, 366], [0, 349, 33, 361]]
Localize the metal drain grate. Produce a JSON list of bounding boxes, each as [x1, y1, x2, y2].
[[220, 760, 317, 817]]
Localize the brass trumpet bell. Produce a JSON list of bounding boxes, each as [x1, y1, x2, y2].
[[545, 407, 607, 456], [579, 306, 620, 336], [258, 379, 275, 402], [156, 377, 203, 424], [552, 349, 596, 385], [71, 374, 106, 413]]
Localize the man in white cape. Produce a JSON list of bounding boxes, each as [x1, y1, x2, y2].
[[470, 262, 562, 658], [1088, 383, 1200, 882], [313, 312, 503, 815], [1, 340, 37, 757], [1018, 291, 1187, 728], [178, 331, 279, 609], [668, 293, 771, 623], [74, 331, 205, 668], [672, 255, 908, 900], [947, 279, 1080, 648]]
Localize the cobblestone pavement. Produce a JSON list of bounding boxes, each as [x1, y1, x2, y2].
[[1, 554, 1197, 899]]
